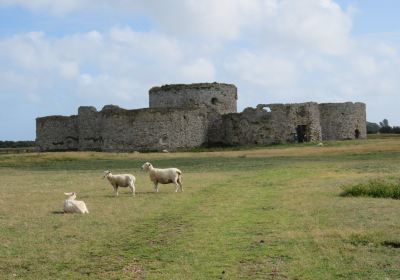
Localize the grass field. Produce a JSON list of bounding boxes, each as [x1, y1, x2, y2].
[[0, 137, 400, 279]]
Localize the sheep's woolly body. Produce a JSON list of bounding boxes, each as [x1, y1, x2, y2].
[[63, 192, 89, 214], [142, 162, 183, 192], [103, 171, 136, 196]]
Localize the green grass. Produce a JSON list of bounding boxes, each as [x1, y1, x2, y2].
[[341, 179, 400, 199], [1, 137, 400, 279]]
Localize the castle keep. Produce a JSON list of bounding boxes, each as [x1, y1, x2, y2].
[[36, 83, 367, 151]]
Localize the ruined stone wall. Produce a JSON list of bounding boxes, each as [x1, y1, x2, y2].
[[100, 106, 209, 151], [267, 103, 322, 143], [319, 102, 367, 140], [221, 103, 322, 146], [36, 115, 79, 151], [149, 83, 237, 115], [78, 106, 103, 151], [36, 105, 209, 152]]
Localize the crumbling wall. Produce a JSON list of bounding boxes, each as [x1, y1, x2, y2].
[[36, 105, 209, 152], [78, 106, 103, 151], [100, 106, 209, 151], [36, 115, 79, 151], [221, 103, 322, 146], [319, 102, 367, 140], [221, 106, 275, 146], [267, 102, 322, 143], [149, 82, 237, 115]]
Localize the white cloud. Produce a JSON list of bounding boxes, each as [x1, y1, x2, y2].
[[59, 61, 79, 80], [180, 58, 215, 82], [225, 52, 298, 87]]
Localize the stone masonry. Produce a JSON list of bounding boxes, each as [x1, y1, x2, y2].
[[36, 82, 367, 151]]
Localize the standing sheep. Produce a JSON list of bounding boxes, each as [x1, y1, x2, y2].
[[103, 170, 136, 196], [63, 192, 89, 214], [141, 162, 183, 193]]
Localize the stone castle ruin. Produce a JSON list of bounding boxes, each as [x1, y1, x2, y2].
[[36, 82, 366, 152]]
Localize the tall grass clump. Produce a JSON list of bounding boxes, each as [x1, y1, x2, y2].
[[341, 179, 400, 199]]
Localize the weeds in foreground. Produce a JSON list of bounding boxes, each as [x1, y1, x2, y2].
[[341, 178, 400, 199]]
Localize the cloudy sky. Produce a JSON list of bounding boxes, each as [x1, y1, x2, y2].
[[1, 0, 399, 140]]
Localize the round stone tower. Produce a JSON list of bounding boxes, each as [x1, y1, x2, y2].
[[319, 102, 367, 140], [149, 82, 237, 114]]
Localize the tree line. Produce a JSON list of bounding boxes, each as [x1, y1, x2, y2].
[[367, 119, 400, 134], [0, 141, 35, 148]]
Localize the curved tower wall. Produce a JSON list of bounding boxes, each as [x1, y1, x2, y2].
[[149, 83, 237, 114], [319, 102, 367, 140]]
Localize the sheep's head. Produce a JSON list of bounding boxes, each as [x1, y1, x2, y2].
[[103, 170, 111, 178], [64, 192, 77, 199], [141, 162, 152, 172]]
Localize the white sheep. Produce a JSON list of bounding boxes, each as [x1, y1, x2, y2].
[[103, 170, 136, 196], [63, 192, 89, 214], [141, 162, 183, 192]]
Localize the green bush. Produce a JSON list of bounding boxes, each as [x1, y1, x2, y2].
[[341, 179, 400, 199]]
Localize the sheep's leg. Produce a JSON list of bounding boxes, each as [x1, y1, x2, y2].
[[174, 180, 180, 192], [130, 184, 136, 196], [177, 176, 183, 192], [114, 185, 119, 196], [153, 182, 159, 193]]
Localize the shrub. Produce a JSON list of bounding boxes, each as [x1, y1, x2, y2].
[[341, 179, 400, 199]]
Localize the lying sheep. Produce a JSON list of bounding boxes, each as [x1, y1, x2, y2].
[[63, 192, 89, 214], [103, 170, 136, 196], [141, 162, 183, 192]]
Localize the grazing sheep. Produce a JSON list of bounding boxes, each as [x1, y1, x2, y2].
[[63, 192, 89, 214], [103, 170, 136, 196], [141, 162, 183, 192]]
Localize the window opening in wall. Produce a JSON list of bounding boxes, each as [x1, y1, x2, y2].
[[257, 104, 271, 112], [296, 125, 308, 143], [263, 106, 271, 113], [159, 135, 168, 145], [355, 129, 360, 139], [211, 97, 218, 105]]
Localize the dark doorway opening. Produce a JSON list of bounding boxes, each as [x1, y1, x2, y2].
[[355, 129, 360, 139], [296, 125, 308, 143]]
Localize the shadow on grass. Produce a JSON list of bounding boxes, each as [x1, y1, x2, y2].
[[101, 191, 174, 198], [51, 210, 65, 215], [382, 241, 400, 248]]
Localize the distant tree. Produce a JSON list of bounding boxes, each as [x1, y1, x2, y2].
[[379, 126, 393, 133], [392, 126, 400, 134], [366, 122, 380, 134], [379, 119, 389, 128], [378, 119, 394, 134]]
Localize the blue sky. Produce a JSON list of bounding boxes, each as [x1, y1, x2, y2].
[[1, 0, 400, 140]]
